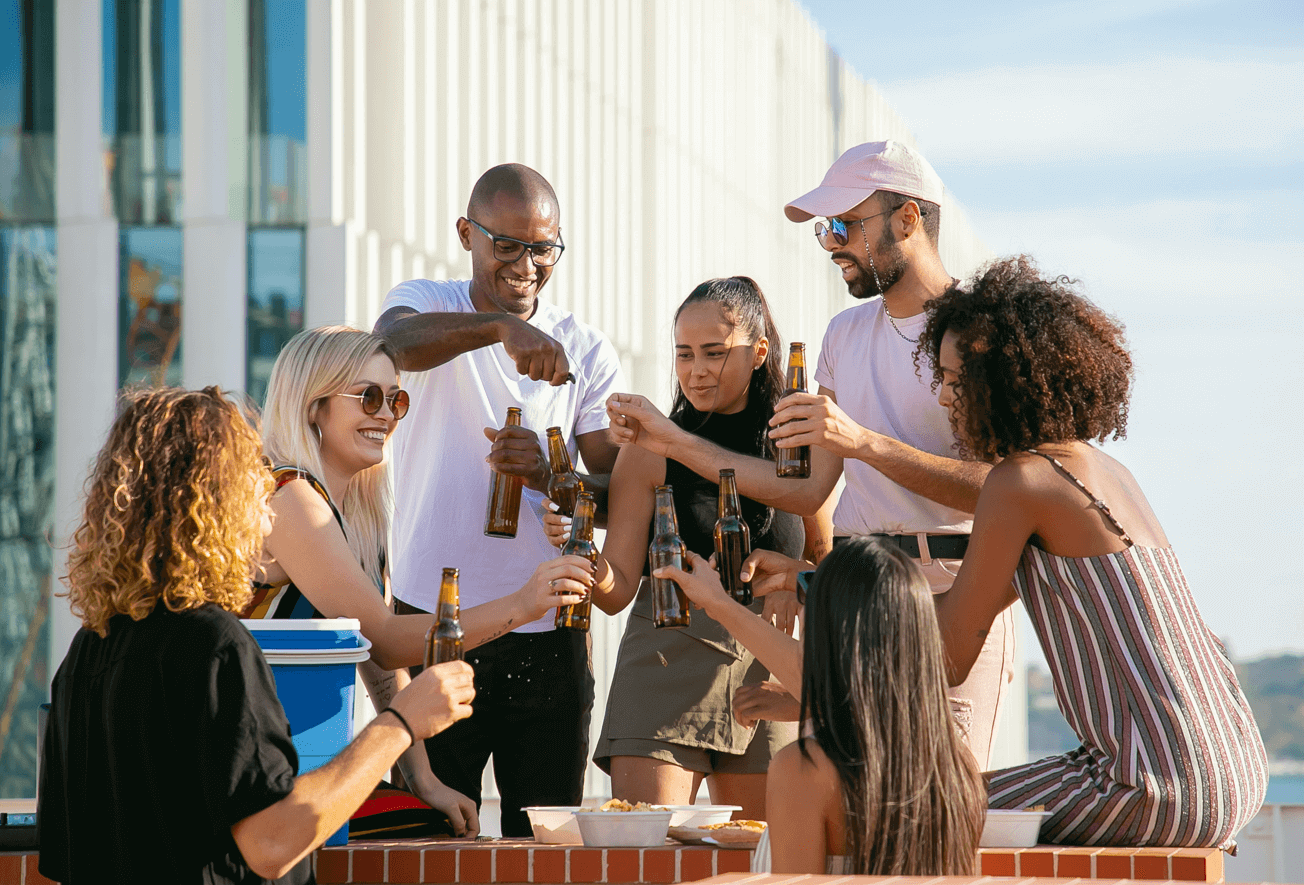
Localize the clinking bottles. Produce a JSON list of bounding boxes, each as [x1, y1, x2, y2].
[[424, 568, 464, 666], [775, 342, 811, 478], [648, 485, 690, 629], [545, 426, 584, 518], [713, 469, 753, 606], [555, 492, 597, 631], [485, 407, 524, 538]]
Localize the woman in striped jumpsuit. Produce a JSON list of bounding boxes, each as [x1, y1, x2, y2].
[[918, 256, 1267, 848]]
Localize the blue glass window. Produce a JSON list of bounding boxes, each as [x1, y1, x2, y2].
[[247, 229, 305, 405], [118, 226, 183, 388], [248, 0, 306, 225], [0, 0, 55, 223]]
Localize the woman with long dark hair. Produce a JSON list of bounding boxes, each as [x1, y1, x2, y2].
[[655, 537, 984, 873], [547, 277, 832, 818], [921, 255, 1267, 846]]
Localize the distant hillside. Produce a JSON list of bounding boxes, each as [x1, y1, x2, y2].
[[1027, 654, 1304, 762]]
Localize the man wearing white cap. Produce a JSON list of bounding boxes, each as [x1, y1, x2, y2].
[[608, 140, 1014, 766]]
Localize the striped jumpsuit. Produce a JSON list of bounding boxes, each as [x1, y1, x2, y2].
[[986, 453, 1268, 849]]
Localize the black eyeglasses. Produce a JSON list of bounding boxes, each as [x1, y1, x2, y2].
[[335, 385, 410, 420], [465, 218, 566, 266], [814, 206, 897, 248]]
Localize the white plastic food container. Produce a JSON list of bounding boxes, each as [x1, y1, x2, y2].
[[575, 810, 673, 847], [523, 806, 585, 844], [979, 809, 1051, 847], [663, 805, 741, 828]]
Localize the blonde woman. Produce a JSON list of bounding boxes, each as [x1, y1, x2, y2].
[[39, 387, 475, 883], [253, 325, 593, 836]]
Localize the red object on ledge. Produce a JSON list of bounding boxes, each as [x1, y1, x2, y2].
[[0, 841, 1228, 885]]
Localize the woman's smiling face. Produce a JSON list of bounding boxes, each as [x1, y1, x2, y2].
[[674, 302, 766, 415], [313, 352, 402, 479]]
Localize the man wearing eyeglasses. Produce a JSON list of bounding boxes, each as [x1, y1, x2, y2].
[[609, 141, 1014, 768], [374, 163, 624, 836]]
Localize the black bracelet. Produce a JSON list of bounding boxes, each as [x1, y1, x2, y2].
[[381, 706, 417, 748]]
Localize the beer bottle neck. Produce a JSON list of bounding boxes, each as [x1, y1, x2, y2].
[[718, 475, 742, 519], [570, 498, 596, 541], [652, 491, 679, 536], [547, 432, 574, 473]]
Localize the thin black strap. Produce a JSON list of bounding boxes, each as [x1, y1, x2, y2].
[[1027, 450, 1133, 546], [381, 706, 417, 748]]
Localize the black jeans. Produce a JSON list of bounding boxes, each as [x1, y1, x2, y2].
[[398, 600, 594, 837]]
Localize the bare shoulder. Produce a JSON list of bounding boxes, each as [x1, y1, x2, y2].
[[270, 476, 336, 527], [983, 451, 1048, 501], [770, 739, 839, 791]]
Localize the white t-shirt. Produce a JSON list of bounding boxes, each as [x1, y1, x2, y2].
[[813, 298, 972, 536], [381, 279, 625, 630]]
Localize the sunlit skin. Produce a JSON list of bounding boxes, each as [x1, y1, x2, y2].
[[457, 192, 560, 319], [936, 330, 966, 440], [311, 352, 402, 501], [674, 302, 767, 415]]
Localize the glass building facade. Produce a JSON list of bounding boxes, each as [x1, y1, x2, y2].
[[0, 0, 55, 798], [247, 0, 306, 406]]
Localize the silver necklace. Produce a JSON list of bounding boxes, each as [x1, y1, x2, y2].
[[861, 223, 918, 344]]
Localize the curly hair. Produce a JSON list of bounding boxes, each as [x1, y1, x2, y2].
[[916, 255, 1133, 461], [64, 387, 272, 636]]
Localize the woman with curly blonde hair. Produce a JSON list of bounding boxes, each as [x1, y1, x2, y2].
[[40, 386, 479, 884], [253, 325, 594, 836]]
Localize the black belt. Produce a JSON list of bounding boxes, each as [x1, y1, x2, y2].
[[833, 533, 969, 560]]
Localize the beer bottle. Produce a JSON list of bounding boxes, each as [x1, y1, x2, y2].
[[424, 568, 464, 666], [545, 426, 584, 518], [713, 469, 753, 606], [555, 492, 597, 631], [485, 406, 525, 538], [648, 485, 690, 629], [775, 342, 812, 478]]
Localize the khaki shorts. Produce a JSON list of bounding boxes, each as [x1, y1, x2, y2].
[[600, 726, 788, 776]]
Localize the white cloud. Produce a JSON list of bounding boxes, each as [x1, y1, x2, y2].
[[881, 55, 1304, 164]]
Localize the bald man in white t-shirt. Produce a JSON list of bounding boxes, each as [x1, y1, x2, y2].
[[375, 163, 624, 837], [608, 142, 1014, 767]]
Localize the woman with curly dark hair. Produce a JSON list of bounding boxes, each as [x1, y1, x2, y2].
[[920, 256, 1267, 848]]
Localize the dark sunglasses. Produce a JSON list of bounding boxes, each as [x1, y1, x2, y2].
[[335, 385, 410, 420]]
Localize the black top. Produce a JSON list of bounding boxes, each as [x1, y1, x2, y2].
[[39, 603, 311, 885], [664, 402, 804, 563]]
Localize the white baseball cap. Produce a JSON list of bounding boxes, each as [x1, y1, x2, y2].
[[784, 140, 945, 222]]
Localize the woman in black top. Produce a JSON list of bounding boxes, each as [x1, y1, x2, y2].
[[549, 278, 832, 819]]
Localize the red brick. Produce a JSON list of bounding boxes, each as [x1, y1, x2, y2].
[[714, 850, 752, 875], [568, 849, 602, 883], [1017, 847, 1056, 877], [423, 848, 457, 883], [1132, 848, 1174, 880], [678, 848, 714, 882], [1053, 847, 1098, 878], [351, 849, 384, 883], [979, 849, 1017, 876], [317, 848, 351, 883], [533, 848, 566, 884], [1095, 851, 1134, 879], [23, 858, 58, 885], [0, 857, 20, 885], [642, 849, 676, 884], [388, 850, 422, 884], [496, 847, 529, 883], [606, 848, 641, 884], [459, 848, 492, 883], [1173, 849, 1220, 882]]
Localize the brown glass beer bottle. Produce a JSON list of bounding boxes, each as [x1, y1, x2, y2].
[[485, 407, 524, 537], [713, 469, 753, 606], [424, 568, 464, 666], [775, 342, 812, 478], [648, 485, 690, 628], [555, 492, 597, 631], [545, 426, 584, 518]]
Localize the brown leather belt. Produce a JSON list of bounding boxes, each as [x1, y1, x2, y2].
[[833, 533, 970, 560]]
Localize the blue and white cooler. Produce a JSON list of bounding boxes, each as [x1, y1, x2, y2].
[[242, 618, 372, 845]]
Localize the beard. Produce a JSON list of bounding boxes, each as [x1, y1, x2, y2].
[[839, 225, 910, 300]]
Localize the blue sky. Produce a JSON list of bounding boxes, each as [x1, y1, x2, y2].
[[800, 0, 1304, 659]]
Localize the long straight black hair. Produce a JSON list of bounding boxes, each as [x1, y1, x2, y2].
[[799, 537, 985, 875], [667, 276, 786, 458]]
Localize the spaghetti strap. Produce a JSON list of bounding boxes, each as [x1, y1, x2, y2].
[[1027, 449, 1133, 546]]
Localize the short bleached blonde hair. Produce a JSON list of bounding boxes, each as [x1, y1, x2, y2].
[[65, 387, 271, 636]]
